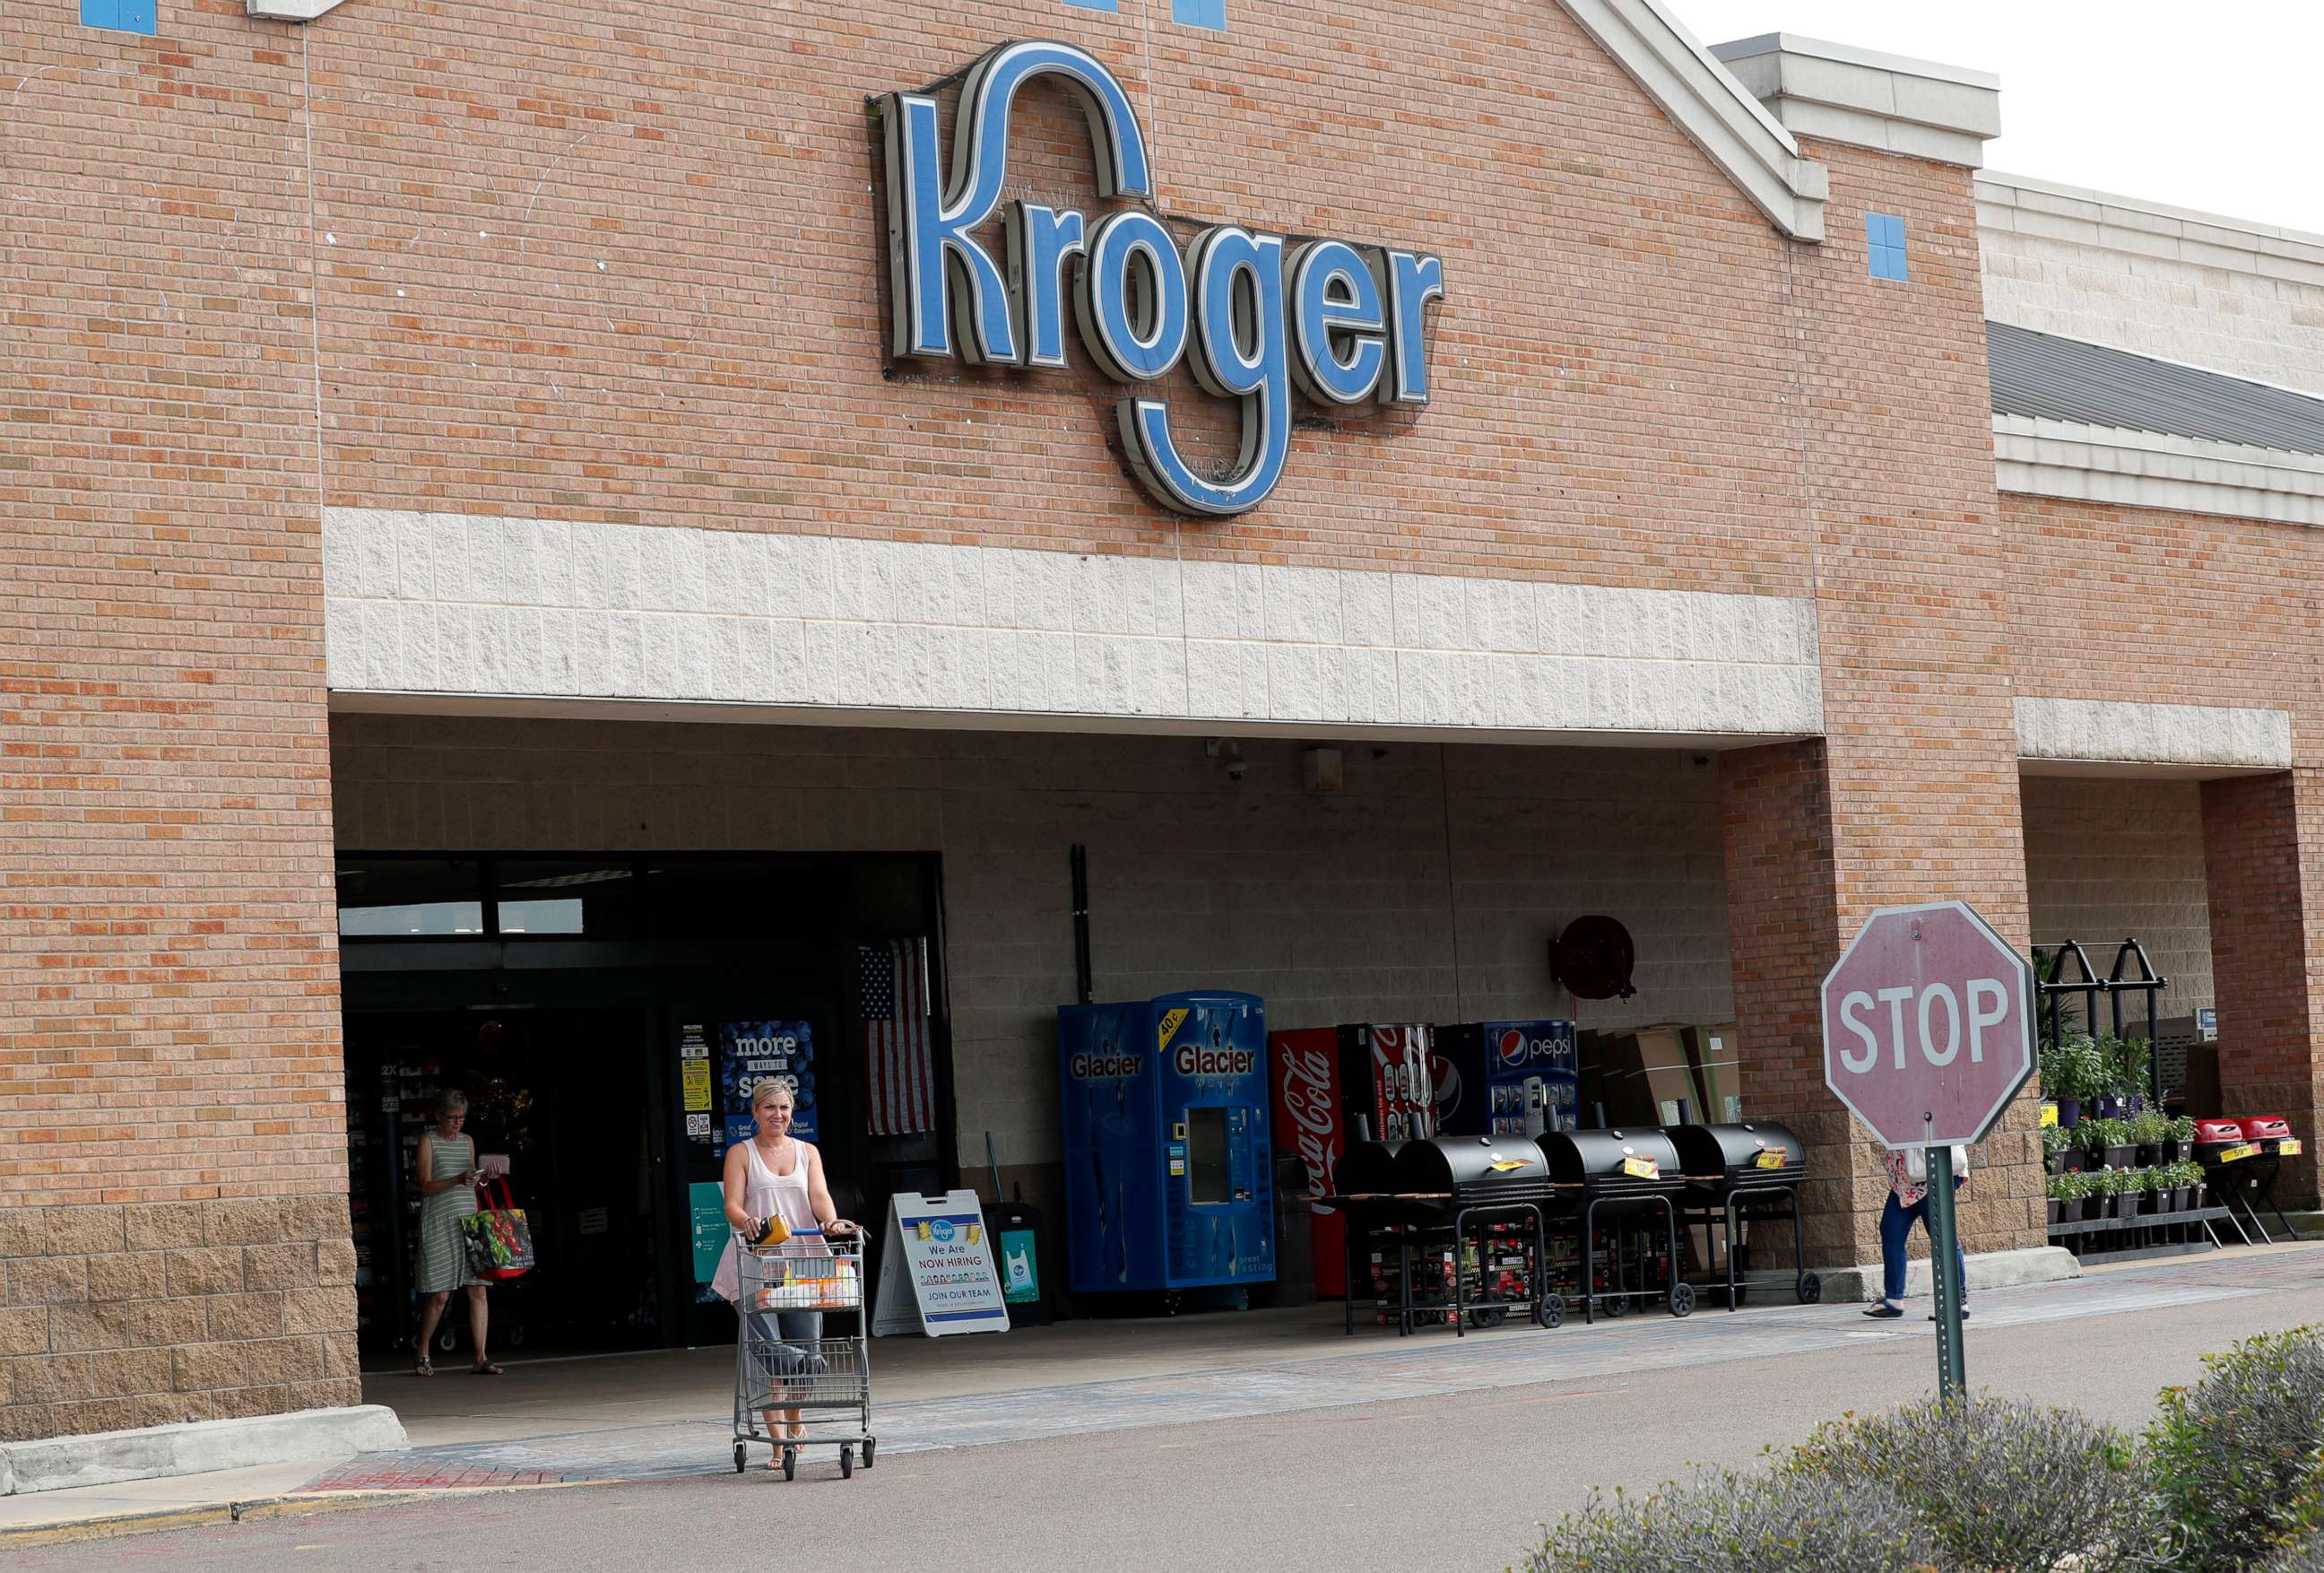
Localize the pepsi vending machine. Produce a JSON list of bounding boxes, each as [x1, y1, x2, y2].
[[1057, 992, 1275, 1298], [1433, 1020, 1579, 1137]]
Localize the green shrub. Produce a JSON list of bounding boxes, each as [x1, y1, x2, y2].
[[2147, 1325, 2324, 1571], [2043, 1122, 2072, 1157], [2048, 1169, 2091, 1201], [1789, 1395, 2170, 1572], [1525, 1468, 1932, 1573], [2261, 1537, 2324, 1572], [2081, 1117, 2131, 1153], [2171, 1115, 2200, 1143], [2129, 1109, 2171, 1145]]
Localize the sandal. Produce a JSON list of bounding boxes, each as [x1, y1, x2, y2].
[[471, 1360, 505, 1376], [414, 1359, 435, 1377], [1861, 1303, 1903, 1319]]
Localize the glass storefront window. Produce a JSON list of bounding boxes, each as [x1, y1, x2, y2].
[[493, 860, 638, 937], [337, 858, 485, 938]]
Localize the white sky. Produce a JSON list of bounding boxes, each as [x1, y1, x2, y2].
[[1667, 2, 2324, 236]]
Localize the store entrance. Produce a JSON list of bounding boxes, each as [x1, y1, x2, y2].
[[335, 851, 960, 1364], [345, 1006, 663, 1363]]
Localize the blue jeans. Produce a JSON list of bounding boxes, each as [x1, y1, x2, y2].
[[1880, 1185, 1965, 1303]]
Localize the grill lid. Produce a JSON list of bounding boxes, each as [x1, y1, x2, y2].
[[1392, 1134, 1553, 1197], [1331, 1140, 1405, 1197], [1664, 1121, 1807, 1182], [1539, 1128, 1684, 1190]]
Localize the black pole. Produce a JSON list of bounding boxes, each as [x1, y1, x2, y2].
[[1069, 843, 1093, 1005]]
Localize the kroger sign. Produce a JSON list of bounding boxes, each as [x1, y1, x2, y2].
[[880, 39, 1444, 517]]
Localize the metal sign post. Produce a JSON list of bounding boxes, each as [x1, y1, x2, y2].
[[1923, 1117, 1967, 1400]]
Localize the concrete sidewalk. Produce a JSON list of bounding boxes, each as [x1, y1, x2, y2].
[[10, 1241, 2321, 1545]]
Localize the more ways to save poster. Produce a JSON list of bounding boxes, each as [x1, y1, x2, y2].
[[715, 1019, 817, 1152]]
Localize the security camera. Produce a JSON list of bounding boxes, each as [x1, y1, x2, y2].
[[1225, 759, 1247, 783]]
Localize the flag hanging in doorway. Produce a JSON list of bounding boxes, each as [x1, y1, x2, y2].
[[860, 937, 934, 1135]]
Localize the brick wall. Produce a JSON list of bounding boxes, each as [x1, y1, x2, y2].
[[0, 1202, 358, 1439], [1762, 137, 2042, 1258], [1716, 739, 1863, 1262], [2200, 772, 2324, 1204], [1, 11, 357, 1441], [2022, 775, 2215, 1014], [331, 714, 1736, 1169]]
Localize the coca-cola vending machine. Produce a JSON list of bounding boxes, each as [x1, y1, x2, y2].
[[1268, 1023, 1435, 1298]]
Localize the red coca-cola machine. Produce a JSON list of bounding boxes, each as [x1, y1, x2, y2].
[[1269, 1023, 1435, 1297]]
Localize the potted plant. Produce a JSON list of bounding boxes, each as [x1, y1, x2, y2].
[[2077, 1117, 2135, 1170], [2115, 1034, 2153, 1112], [2129, 1109, 2169, 1166], [2049, 1169, 2091, 1224], [2043, 1169, 2076, 1226], [2134, 1167, 2164, 1215], [2042, 1122, 2080, 1173], [2166, 1115, 2198, 1163], [2110, 1031, 2156, 1115], [2171, 1159, 2206, 1212], [2042, 1033, 2103, 1128]]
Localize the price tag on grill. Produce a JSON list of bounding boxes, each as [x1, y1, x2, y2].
[[2278, 1139, 2302, 1156], [1621, 1155, 1659, 1179], [1754, 1150, 1789, 1169], [2218, 1142, 2261, 1163]]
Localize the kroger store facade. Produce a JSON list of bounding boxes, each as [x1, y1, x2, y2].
[[10, 0, 2324, 1449]]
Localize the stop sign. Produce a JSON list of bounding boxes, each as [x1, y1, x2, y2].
[[1820, 900, 2033, 1147]]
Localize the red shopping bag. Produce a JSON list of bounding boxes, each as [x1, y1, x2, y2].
[[461, 1178, 537, 1282]]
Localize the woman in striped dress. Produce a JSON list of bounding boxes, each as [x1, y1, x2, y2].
[[412, 1091, 502, 1376]]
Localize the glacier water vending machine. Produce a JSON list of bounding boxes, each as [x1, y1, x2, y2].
[[1057, 991, 1275, 1299]]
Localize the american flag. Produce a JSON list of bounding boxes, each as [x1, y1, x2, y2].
[[860, 938, 933, 1136]]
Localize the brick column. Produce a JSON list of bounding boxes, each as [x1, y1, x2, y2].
[[2201, 769, 2324, 1205], [1719, 739, 1868, 1265], [1721, 734, 2047, 1268]]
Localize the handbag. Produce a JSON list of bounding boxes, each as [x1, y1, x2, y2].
[[461, 1178, 538, 1282]]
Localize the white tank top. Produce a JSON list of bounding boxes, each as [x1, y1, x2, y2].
[[711, 1139, 819, 1302]]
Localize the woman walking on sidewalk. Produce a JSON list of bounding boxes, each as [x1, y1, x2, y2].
[[413, 1090, 503, 1376], [1864, 1143, 1969, 1321]]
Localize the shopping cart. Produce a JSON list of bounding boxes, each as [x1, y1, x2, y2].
[[730, 1228, 874, 1481]]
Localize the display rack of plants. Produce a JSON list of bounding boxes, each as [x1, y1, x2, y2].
[[2045, 1160, 2239, 1261]]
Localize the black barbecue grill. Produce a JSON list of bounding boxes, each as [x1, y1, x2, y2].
[[1392, 1134, 1558, 1201], [1662, 1121, 1820, 1311], [1537, 1129, 1692, 1322], [1326, 1136, 1567, 1335], [1331, 1140, 1405, 1199]]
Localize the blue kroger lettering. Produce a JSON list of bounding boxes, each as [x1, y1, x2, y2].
[[879, 39, 1443, 517]]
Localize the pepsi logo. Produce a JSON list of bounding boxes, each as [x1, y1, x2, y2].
[[1430, 1056, 1461, 1118], [1497, 1029, 1527, 1066]]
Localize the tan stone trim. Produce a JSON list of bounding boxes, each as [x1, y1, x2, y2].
[[1993, 414, 2324, 528], [2015, 696, 2293, 772], [320, 511, 1826, 742], [1712, 32, 2000, 169]]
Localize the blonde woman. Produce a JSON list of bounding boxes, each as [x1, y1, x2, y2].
[[710, 1078, 854, 1462], [413, 1091, 501, 1376]]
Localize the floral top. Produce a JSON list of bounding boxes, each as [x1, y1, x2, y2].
[[1886, 1147, 1967, 1208]]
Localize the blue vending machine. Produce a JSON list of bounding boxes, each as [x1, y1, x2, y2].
[[1432, 1020, 1580, 1137], [1057, 991, 1275, 1298]]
